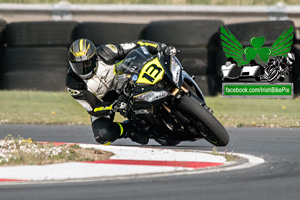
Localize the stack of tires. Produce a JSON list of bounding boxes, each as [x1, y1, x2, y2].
[[141, 20, 224, 96], [216, 20, 297, 87], [74, 22, 146, 46], [294, 27, 300, 95], [1, 21, 78, 91], [0, 19, 7, 89]]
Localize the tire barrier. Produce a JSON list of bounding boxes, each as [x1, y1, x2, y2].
[[177, 48, 218, 75], [193, 75, 221, 96], [1, 47, 68, 91], [4, 21, 78, 47], [2, 47, 68, 72], [141, 20, 224, 48], [142, 20, 224, 77], [0, 46, 3, 89], [0, 20, 7, 89], [295, 76, 300, 95], [0, 19, 299, 95], [296, 27, 300, 45], [3, 70, 67, 91], [293, 47, 300, 76], [0, 20, 6, 45], [215, 49, 227, 77], [74, 22, 146, 46]]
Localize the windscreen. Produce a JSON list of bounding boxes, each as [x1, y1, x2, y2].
[[122, 46, 153, 73]]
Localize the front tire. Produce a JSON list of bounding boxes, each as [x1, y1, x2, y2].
[[178, 94, 229, 146]]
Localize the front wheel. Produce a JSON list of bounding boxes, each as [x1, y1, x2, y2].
[[177, 94, 229, 146]]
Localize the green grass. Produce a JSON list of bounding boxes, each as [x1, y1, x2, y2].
[[0, 90, 90, 125], [0, 0, 299, 5], [205, 95, 300, 127], [0, 135, 113, 166], [211, 146, 239, 162], [0, 90, 299, 127]]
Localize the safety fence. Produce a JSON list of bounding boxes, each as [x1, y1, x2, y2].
[[0, 19, 299, 96]]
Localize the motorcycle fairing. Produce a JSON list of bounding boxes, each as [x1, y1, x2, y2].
[[132, 86, 170, 104], [181, 70, 205, 103], [136, 57, 165, 85]]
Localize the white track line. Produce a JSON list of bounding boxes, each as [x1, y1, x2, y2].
[[92, 152, 265, 181]]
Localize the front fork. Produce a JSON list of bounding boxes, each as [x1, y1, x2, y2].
[[161, 86, 202, 133], [163, 86, 213, 128], [169, 86, 206, 108]]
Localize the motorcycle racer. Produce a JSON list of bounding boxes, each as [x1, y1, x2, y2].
[[66, 38, 175, 145], [264, 52, 295, 82]]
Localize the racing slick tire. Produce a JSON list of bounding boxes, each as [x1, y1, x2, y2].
[[178, 94, 229, 146]]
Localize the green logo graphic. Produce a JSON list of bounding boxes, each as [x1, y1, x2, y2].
[[220, 25, 294, 66]]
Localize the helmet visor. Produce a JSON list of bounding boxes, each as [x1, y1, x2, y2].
[[70, 56, 97, 77]]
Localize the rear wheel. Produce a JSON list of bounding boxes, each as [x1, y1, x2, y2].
[[178, 94, 229, 146]]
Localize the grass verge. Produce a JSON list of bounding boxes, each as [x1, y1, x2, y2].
[[205, 95, 300, 127], [211, 147, 238, 162], [0, 135, 113, 166], [0, 90, 299, 127]]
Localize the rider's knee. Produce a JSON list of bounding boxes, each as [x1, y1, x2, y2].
[[92, 118, 120, 144]]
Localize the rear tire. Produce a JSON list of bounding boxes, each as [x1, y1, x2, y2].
[[178, 94, 229, 146]]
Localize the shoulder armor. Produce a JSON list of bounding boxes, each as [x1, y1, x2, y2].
[[66, 68, 87, 90]]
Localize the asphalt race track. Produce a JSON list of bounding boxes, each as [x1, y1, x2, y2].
[[0, 125, 300, 200]]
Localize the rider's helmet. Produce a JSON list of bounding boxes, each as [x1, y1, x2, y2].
[[287, 52, 295, 65], [68, 39, 97, 79]]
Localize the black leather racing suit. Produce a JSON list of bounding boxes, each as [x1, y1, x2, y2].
[[66, 40, 164, 144]]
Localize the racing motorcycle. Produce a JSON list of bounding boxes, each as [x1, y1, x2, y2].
[[115, 46, 229, 146]]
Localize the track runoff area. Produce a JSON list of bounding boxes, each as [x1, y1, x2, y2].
[[0, 143, 264, 184]]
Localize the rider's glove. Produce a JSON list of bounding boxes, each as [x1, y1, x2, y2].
[[113, 95, 128, 113], [168, 46, 177, 55], [158, 43, 177, 56]]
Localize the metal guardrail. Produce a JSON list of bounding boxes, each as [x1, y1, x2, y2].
[[1, 3, 300, 23], [0, 2, 299, 40], [1, 3, 300, 13]]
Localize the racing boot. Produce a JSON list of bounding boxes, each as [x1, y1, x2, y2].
[[119, 122, 149, 145], [154, 138, 181, 146], [278, 75, 285, 82]]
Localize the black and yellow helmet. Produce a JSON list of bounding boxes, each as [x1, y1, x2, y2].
[[68, 39, 97, 79]]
